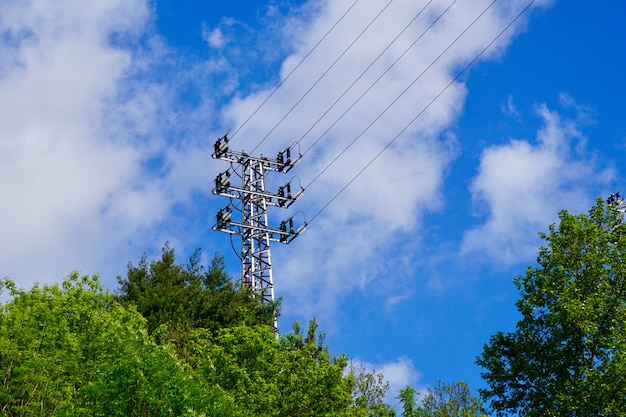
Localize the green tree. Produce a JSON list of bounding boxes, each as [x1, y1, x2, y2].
[[397, 386, 419, 417], [397, 382, 485, 417], [348, 362, 396, 417], [189, 319, 357, 417], [477, 199, 626, 416], [117, 243, 279, 355], [0, 274, 240, 416]]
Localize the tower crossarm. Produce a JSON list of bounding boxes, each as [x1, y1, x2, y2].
[[212, 134, 301, 173], [213, 214, 306, 244], [213, 179, 304, 208]]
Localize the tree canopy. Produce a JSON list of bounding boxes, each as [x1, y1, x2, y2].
[[397, 381, 485, 417], [477, 198, 626, 416], [116, 243, 278, 354], [0, 242, 487, 416], [190, 319, 358, 417], [0, 274, 237, 416], [0, 261, 395, 416]]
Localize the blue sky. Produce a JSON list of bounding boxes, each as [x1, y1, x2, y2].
[[1, 0, 625, 402]]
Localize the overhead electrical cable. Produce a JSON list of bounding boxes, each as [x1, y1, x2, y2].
[[306, 0, 538, 225], [249, 0, 395, 154], [298, 0, 454, 158], [304, 0, 496, 191], [229, 0, 362, 140]]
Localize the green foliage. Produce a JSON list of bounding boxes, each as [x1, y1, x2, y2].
[[1, 245, 398, 416], [397, 386, 419, 417], [0, 273, 238, 416], [397, 382, 485, 417], [117, 243, 279, 352], [477, 199, 626, 416], [189, 319, 355, 417], [347, 363, 396, 417]]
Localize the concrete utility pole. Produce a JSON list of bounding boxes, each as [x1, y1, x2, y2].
[[212, 133, 306, 330]]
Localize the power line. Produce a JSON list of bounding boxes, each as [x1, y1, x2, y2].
[[304, 0, 495, 190], [297, 0, 452, 158], [306, 0, 538, 226], [249, 0, 395, 154], [229, 0, 362, 140]]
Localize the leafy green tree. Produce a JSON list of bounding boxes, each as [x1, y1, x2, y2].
[[0, 274, 240, 416], [397, 382, 485, 417], [117, 243, 279, 354], [189, 319, 357, 417], [348, 363, 396, 417], [397, 386, 419, 417], [477, 199, 626, 416], [0, 251, 398, 416]]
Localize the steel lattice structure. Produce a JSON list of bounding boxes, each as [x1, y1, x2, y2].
[[212, 134, 305, 330]]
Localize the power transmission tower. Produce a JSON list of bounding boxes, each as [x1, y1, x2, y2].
[[608, 192, 626, 215], [212, 133, 306, 331]]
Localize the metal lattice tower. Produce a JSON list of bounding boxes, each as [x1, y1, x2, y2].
[[608, 192, 626, 211], [212, 133, 306, 330]]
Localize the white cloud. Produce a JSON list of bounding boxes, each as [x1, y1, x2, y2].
[[0, 0, 145, 283], [501, 94, 521, 119], [0, 0, 219, 288], [462, 102, 614, 265], [352, 356, 423, 407], [218, 0, 551, 317], [376, 356, 422, 392], [202, 25, 227, 49]]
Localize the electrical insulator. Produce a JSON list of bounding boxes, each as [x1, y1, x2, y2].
[[277, 151, 284, 169], [280, 220, 287, 243], [213, 134, 229, 158], [285, 148, 291, 167]]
